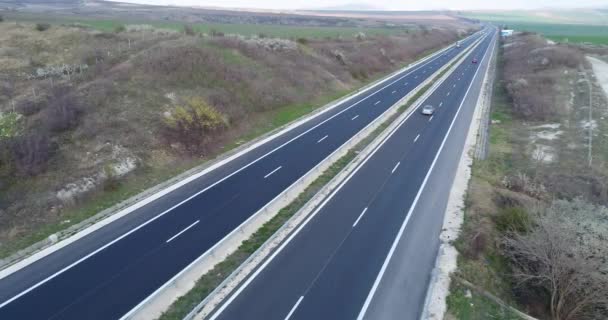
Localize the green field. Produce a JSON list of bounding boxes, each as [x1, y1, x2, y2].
[[462, 11, 608, 45], [5, 12, 408, 39]]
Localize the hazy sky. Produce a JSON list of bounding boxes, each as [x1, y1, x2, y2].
[[110, 0, 608, 10]]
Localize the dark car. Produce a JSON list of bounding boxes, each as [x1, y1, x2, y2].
[[472, 58, 478, 64]]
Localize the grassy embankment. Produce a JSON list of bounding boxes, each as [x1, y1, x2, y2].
[[0, 15, 469, 260], [446, 30, 608, 319]]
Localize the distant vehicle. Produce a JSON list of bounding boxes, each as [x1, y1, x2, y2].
[[472, 58, 478, 64], [421, 105, 435, 115], [456, 41, 462, 48]]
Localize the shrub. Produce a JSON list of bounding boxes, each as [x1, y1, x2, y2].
[[0, 15, 4, 23], [183, 24, 195, 36], [43, 87, 83, 132], [103, 164, 121, 191], [0, 112, 22, 139], [210, 29, 224, 37], [10, 132, 54, 176], [163, 97, 228, 153], [494, 207, 530, 233], [35, 23, 51, 32], [502, 199, 608, 320], [114, 24, 126, 33], [296, 37, 309, 45], [462, 231, 488, 260]]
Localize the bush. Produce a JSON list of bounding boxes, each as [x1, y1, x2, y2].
[[114, 24, 126, 33], [163, 97, 229, 153], [296, 37, 309, 45], [210, 29, 224, 37], [502, 199, 608, 320], [0, 15, 4, 23], [35, 23, 51, 32], [183, 24, 195, 36], [43, 87, 83, 132], [494, 207, 530, 233], [10, 132, 54, 176]]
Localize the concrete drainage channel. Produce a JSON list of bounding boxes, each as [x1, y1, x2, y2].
[[128, 36, 487, 320]]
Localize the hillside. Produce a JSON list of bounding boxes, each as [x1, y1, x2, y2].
[[0, 17, 473, 257]]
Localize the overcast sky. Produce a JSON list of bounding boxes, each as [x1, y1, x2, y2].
[[109, 0, 608, 10]]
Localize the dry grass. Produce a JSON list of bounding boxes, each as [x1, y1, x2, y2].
[[448, 32, 608, 320], [0, 20, 465, 257]]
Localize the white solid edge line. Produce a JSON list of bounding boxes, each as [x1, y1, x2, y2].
[[317, 135, 328, 143], [355, 31, 494, 320], [414, 134, 421, 143], [391, 162, 401, 174], [207, 33, 486, 320], [166, 220, 200, 243], [264, 166, 283, 179], [284, 296, 304, 320], [351, 115, 360, 120], [353, 208, 369, 228], [0, 31, 465, 306], [0, 30, 477, 289]]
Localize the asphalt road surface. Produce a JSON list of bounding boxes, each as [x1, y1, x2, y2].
[[0, 29, 486, 320], [209, 29, 497, 320]]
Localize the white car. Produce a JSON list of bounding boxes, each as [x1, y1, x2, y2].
[[421, 105, 435, 115]]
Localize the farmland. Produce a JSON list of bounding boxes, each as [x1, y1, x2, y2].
[[3, 12, 410, 39], [462, 10, 608, 44]]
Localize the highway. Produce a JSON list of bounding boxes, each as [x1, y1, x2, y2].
[[0, 30, 485, 319], [208, 29, 497, 320]]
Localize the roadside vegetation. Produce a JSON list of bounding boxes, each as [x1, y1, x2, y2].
[[0, 15, 473, 260], [446, 31, 608, 320]]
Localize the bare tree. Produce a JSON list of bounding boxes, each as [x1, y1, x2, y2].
[[503, 199, 608, 320]]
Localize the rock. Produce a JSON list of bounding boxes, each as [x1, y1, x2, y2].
[[48, 233, 59, 244], [246, 38, 297, 52], [465, 289, 473, 299]]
